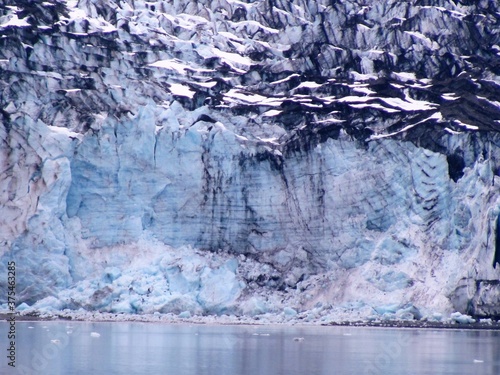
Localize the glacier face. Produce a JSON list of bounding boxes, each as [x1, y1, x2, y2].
[[2, 0, 500, 319]]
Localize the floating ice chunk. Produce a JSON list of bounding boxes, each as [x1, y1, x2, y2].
[[473, 359, 484, 363], [293, 337, 304, 342], [90, 332, 101, 338]]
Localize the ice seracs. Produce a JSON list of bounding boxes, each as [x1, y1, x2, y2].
[[1, 0, 500, 322]]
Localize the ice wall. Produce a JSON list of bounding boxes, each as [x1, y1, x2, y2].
[[3, 102, 500, 317], [1, 0, 500, 318]]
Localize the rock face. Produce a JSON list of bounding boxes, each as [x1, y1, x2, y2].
[[1, 0, 500, 318]]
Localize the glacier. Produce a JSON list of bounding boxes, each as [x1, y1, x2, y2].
[[1, 0, 500, 321]]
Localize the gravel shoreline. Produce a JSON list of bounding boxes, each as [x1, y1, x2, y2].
[[2, 312, 500, 330]]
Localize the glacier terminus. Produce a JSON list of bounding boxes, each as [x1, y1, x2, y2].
[[1, 0, 500, 323]]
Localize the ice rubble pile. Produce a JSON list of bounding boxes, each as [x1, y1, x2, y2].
[[1, 0, 500, 320]]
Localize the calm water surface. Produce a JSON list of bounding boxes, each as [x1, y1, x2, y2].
[[1, 321, 500, 375]]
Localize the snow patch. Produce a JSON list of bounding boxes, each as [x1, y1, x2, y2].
[[169, 83, 195, 99]]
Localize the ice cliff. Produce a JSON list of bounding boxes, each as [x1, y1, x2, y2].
[[2, 0, 500, 320]]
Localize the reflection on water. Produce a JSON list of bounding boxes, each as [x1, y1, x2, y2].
[[1, 321, 500, 375]]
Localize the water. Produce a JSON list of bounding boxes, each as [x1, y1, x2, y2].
[[1, 321, 500, 375]]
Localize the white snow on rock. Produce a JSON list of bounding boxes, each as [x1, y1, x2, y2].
[[0, 14, 30, 29], [224, 89, 268, 104], [296, 81, 323, 89], [262, 109, 282, 117], [149, 60, 191, 74], [379, 97, 436, 112], [169, 83, 195, 99]]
